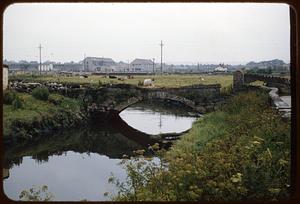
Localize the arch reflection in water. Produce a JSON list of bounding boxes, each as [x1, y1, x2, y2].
[[3, 101, 199, 201], [119, 100, 199, 135], [3, 125, 143, 201]]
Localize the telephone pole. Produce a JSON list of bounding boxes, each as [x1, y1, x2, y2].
[[83, 53, 86, 71], [38, 44, 43, 75], [152, 58, 155, 74], [159, 40, 164, 75]]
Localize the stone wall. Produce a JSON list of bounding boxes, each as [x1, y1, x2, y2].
[[233, 70, 290, 94]]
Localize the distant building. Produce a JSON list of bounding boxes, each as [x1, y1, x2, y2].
[[5, 62, 38, 71], [53, 62, 83, 72], [83, 57, 115, 72], [130, 58, 154, 73], [39, 63, 53, 72], [3, 64, 8, 90], [214, 63, 228, 72]]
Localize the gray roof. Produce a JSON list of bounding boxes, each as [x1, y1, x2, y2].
[[131, 58, 153, 65], [85, 57, 115, 63]]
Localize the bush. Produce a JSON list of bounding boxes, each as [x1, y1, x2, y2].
[[3, 90, 17, 104], [12, 96, 23, 110], [220, 85, 233, 95], [138, 81, 143, 86], [32, 87, 49, 101]]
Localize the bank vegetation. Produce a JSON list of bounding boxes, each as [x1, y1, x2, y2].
[[108, 90, 291, 201], [3, 88, 85, 144]]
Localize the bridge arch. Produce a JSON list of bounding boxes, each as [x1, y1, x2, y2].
[[115, 91, 198, 113]]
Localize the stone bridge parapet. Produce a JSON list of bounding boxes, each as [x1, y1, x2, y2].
[[233, 70, 290, 94], [83, 84, 224, 119], [9, 81, 224, 119]]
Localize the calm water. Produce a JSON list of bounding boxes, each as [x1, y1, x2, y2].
[[3, 101, 198, 201], [120, 103, 198, 135]]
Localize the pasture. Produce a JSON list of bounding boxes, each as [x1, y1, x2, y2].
[[10, 73, 233, 88]]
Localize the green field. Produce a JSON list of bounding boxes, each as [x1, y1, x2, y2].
[[10, 74, 233, 88]]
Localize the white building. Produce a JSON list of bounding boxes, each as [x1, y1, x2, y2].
[[130, 58, 154, 73], [3, 64, 8, 90], [214, 64, 228, 72], [38, 63, 53, 72], [83, 57, 115, 72]]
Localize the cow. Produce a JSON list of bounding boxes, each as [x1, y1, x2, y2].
[[143, 79, 154, 86]]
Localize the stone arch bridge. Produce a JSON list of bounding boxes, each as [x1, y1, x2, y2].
[[81, 84, 223, 120], [10, 81, 224, 120]]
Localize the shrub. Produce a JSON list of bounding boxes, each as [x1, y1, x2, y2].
[[48, 94, 64, 105], [3, 90, 17, 104], [220, 85, 233, 95], [138, 81, 143, 86], [12, 96, 23, 110], [32, 87, 49, 101]]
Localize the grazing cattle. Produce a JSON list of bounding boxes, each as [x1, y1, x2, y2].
[[143, 79, 154, 86]]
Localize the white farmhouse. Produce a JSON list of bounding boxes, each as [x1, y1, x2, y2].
[[130, 59, 154, 73], [3, 64, 8, 90]]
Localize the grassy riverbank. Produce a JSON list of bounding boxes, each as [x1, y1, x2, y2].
[[110, 90, 291, 201], [3, 91, 85, 143], [9, 73, 233, 88]]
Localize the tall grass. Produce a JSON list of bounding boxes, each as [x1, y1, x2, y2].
[[108, 90, 291, 201]]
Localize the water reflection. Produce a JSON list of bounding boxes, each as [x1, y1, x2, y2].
[[3, 125, 142, 201], [3, 101, 199, 201], [120, 100, 198, 135], [4, 152, 126, 201]]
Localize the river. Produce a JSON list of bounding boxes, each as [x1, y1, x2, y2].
[[3, 101, 198, 201]]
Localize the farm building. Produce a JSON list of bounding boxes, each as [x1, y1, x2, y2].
[[130, 58, 154, 73]]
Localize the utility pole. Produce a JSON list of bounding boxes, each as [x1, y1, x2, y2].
[[198, 62, 200, 73], [128, 59, 130, 73], [83, 53, 86, 72], [152, 58, 155, 74], [38, 44, 43, 75], [159, 40, 164, 75]]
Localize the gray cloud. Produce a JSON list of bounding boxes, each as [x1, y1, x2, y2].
[[3, 3, 290, 64]]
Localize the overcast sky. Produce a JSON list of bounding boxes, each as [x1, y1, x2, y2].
[[3, 3, 290, 64]]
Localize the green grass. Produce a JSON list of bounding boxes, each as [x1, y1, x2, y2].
[[109, 90, 291, 201], [3, 92, 82, 139], [10, 74, 233, 88]]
